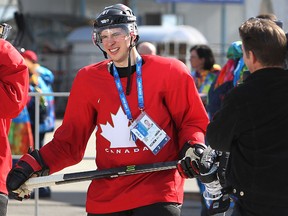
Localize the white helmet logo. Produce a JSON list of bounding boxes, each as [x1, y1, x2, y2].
[[101, 19, 110, 24]]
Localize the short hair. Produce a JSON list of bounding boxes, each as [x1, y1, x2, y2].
[[190, 45, 215, 70], [239, 18, 287, 67], [256, 13, 283, 28], [256, 13, 277, 21], [137, 42, 156, 55]]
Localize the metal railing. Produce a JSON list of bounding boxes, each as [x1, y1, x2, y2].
[[29, 92, 70, 216], [25, 91, 98, 215]]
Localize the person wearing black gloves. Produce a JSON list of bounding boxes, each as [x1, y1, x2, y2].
[[6, 3, 209, 216], [177, 143, 206, 178], [177, 143, 231, 216], [7, 149, 49, 200], [206, 18, 288, 215]]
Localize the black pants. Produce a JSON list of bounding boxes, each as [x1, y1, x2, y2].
[[231, 200, 288, 216], [87, 202, 181, 216], [0, 193, 8, 216]]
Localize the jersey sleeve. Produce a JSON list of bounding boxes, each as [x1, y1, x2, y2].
[[40, 67, 97, 174], [164, 59, 209, 148], [0, 39, 29, 118]]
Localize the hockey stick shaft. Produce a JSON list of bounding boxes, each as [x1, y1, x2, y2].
[[24, 161, 178, 190]]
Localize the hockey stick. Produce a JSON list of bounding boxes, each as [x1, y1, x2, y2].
[[23, 161, 178, 190]]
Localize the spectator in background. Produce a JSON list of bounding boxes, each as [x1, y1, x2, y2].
[[256, 13, 283, 28], [189, 44, 221, 216], [207, 41, 247, 119], [21, 50, 55, 198], [21, 50, 55, 147], [208, 13, 282, 120], [0, 23, 29, 216], [190, 45, 221, 108], [9, 105, 34, 163], [137, 41, 157, 55]]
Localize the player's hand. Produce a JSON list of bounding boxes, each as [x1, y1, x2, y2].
[[9, 183, 32, 201], [177, 143, 206, 178], [6, 149, 49, 201], [198, 146, 219, 183]]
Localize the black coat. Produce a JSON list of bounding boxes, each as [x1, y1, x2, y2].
[[206, 67, 288, 207]]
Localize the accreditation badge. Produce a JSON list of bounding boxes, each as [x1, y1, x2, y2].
[[130, 111, 170, 155]]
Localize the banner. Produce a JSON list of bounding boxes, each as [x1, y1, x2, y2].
[[156, 0, 244, 3]]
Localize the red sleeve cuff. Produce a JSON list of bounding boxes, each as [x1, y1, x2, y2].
[[21, 154, 42, 171]]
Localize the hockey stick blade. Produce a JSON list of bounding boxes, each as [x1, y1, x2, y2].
[[24, 161, 178, 190]]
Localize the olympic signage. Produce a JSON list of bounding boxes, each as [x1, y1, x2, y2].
[[156, 0, 244, 3]]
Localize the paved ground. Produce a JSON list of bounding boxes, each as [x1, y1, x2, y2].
[[7, 184, 203, 216], [7, 187, 233, 216], [7, 120, 233, 216]]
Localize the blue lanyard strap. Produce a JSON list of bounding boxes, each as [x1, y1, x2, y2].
[[136, 55, 144, 110], [113, 56, 144, 121]]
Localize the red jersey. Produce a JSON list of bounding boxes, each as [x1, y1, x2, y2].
[[40, 55, 208, 213], [0, 39, 29, 194]]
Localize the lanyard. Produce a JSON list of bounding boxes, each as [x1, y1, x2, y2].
[[113, 55, 144, 121]]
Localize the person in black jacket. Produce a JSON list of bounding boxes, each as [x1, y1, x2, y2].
[[206, 17, 288, 216]]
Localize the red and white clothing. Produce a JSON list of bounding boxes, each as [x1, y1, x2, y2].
[[40, 55, 209, 214], [0, 39, 29, 194]]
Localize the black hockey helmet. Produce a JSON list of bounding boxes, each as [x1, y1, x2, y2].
[[92, 4, 139, 46], [0, 23, 12, 40]]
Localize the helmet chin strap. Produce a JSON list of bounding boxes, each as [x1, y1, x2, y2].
[[125, 37, 136, 95], [96, 44, 108, 59]]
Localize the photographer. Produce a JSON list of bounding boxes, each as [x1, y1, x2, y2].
[[206, 18, 288, 215]]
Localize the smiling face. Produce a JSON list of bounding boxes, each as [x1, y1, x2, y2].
[[100, 27, 133, 67]]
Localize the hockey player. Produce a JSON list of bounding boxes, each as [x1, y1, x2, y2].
[[6, 4, 209, 216], [0, 23, 29, 216]]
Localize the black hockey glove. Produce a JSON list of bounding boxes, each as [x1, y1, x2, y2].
[[199, 146, 231, 215], [6, 149, 49, 201], [198, 146, 219, 183], [177, 142, 206, 178]]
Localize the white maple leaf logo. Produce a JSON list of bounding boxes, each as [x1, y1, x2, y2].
[[100, 107, 137, 148]]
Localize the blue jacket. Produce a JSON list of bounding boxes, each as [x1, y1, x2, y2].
[[28, 66, 55, 133]]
